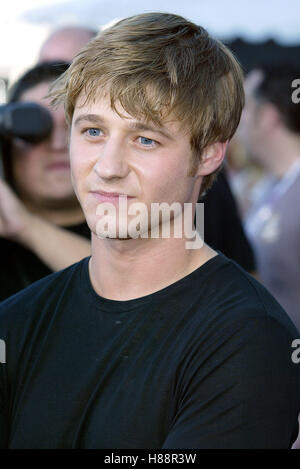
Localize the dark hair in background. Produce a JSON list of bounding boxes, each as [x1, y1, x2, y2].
[[9, 61, 69, 103], [1, 61, 69, 189], [254, 62, 300, 133]]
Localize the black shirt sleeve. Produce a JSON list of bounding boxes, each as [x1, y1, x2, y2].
[[162, 316, 300, 449]]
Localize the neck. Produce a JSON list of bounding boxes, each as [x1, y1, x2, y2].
[[89, 233, 217, 301]]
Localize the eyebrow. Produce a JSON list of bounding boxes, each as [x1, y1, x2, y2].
[[73, 113, 174, 140]]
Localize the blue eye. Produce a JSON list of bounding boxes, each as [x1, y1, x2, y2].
[[139, 137, 155, 146], [87, 128, 101, 137]]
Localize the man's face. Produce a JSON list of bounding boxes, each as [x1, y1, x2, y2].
[[12, 81, 76, 207], [69, 93, 202, 239]]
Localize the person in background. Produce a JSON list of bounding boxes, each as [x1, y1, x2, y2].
[[200, 166, 256, 274], [225, 132, 267, 218], [240, 63, 300, 331], [0, 13, 299, 449], [38, 26, 97, 63], [0, 25, 98, 301], [0, 62, 91, 300]]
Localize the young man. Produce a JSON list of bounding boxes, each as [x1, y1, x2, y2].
[[39, 21, 256, 274], [0, 13, 299, 449]]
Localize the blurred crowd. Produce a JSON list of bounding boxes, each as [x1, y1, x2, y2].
[[0, 24, 299, 334]]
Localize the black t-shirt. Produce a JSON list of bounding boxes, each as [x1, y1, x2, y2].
[[200, 169, 256, 272], [0, 222, 91, 301], [0, 253, 299, 448]]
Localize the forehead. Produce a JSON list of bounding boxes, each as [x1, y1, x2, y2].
[[73, 90, 189, 138], [19, 81, 52, 104], [41, 32, 90, 62], [20, 81, 65, 120]]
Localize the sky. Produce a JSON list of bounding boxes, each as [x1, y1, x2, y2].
[[1, 0, 300, 85]]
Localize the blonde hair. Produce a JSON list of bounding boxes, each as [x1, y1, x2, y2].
[[50, 12, 245, 194]]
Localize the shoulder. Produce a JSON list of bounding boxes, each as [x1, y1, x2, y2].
[[279, 172, 300, 209], [176, 256, 300, 392], [190, 253, 299, 339], [0, 257, 88, 334]]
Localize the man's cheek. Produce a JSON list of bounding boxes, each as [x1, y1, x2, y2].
[[70, 168, 81, 198]]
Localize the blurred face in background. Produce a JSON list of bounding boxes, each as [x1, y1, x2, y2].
[[238, 69, 267, 166], [11, 81, 77, 209], [38, 28, 95, 63]]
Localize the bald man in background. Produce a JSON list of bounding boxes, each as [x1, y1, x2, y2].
[[38, 26, 97, 63]]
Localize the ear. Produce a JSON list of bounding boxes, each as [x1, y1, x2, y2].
[[195, 141, 228, 177]]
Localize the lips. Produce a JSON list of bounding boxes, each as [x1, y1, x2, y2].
[[90, 190, 135, 203], [93, 190, 132, 196]]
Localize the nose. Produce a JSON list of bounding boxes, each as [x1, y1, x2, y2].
[[93, 137, 129, 180]]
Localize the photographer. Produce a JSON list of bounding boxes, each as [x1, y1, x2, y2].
[[0, 62, 91, 300]]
